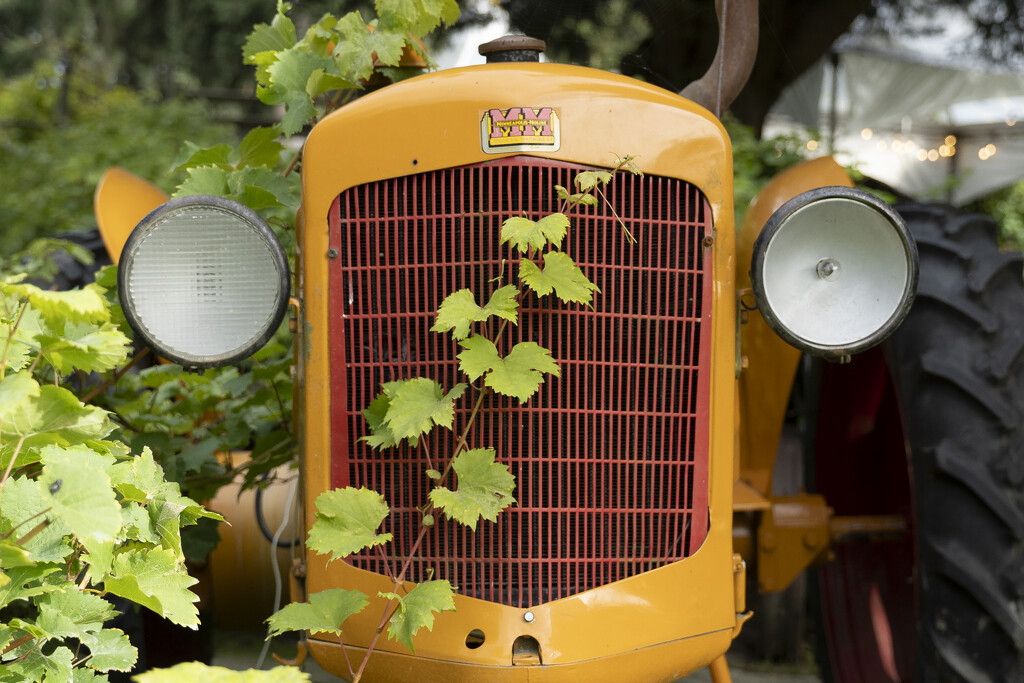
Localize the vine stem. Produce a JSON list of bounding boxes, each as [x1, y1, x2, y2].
[[337, 634, 356, 681], [351, 523, 431, 683], [0, 436, 28, 496], [80, 346, 151, 404], [594, 185, 636, 244], [1, 508, 50, 541], [0, 301, 27, 382]]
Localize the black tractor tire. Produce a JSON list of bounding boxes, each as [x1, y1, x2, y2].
[[883, 203, 1024, 682], [811, 203, 1024, 682]]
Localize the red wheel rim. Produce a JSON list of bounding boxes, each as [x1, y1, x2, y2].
[[814, 347, 917, 682]]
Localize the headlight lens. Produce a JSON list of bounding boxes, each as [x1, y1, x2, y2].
[[118, 196, 289, 368], [750, 187, 918, 359]]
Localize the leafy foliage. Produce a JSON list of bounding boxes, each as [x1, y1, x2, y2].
[[431, 285, 519, 340], [519, 251, 600, 305], [306, 488, 393, 563], [0, 63, 232, 252], [0, 249, 218, 681], [266, 588, 368, 638], [270, 151, 638, 681], [379, 580, 457, 653], [429, 449, 517, 530], [458, 337, 560, 402], [134, 663, 312, 683], [724, 115, 811, 227]]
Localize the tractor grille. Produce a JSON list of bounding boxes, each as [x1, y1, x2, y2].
[[328, 157, 711, 608]]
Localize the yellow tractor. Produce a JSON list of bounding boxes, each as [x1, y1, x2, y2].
[[100, 0, 1024, 680]]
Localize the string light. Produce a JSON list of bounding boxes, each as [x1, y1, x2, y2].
[[861, 128, 874, 140], [806, 140, 819, 151]]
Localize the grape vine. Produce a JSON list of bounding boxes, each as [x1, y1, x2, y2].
[[266, 157, 641, 681]]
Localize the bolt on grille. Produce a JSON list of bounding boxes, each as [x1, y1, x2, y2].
[[328, 157, 712, 608]]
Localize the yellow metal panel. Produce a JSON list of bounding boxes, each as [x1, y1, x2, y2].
[[298, 62, 739, 679], [735, 157, 853, 496], [92, 167, 169, 264], [308, 628, 732, 683]]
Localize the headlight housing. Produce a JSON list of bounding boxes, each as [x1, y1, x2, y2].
[[750, 186, 918, 359], [118, 195, 289, 368]]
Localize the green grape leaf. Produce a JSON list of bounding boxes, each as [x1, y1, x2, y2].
[[0, 565, 60, 609], [500, 213, 569, 253], [135, 663, 312, 682], [148, 498, 190, 562], [237, 127, 285, 169], [83, 628, 138, 672], [378, 0, 459, 36], [574, 170, 613, 191], [437, 0, 461, 26], [109, 447, 168, 503], [360, 392, 403, 450], [0, 476, 72, 563], [39, 445, 120, 542], [306, 68, 352, 98], [306, 487, 392, 563], [0, 384, 111, 451], [366, 27, 407, 67], [5, 644, 74, 682], [0, 371, 37, 415], [457, 338, 559, 402], [294, 11, 337, 55], [36, 589, 118, 639], [332, 12, 376, 83], [120, 503, 160, 545], [170, 142, 233, 173], [0, 299, 43, 372], [265, 587, 368, 638], [612, 153, 643, 176], [103, 547, 200, 627], [380, 579, 456, 653], [487, 342, 560, 401], [383, 378, 466, 440], [455, 335, 500, 382], [243, 2, 297, 65], [520, 251, 600, 305], [0, 540, 33, 568], [428, 448, 516, 530], [147, 490, 223, 562], [36, 321, 130, 375], [553, 184, 599, 207], [431, 285, 519, 340], [5, 282, 110, 326], [39, 445, 121, 577], [268, 48, 336, 135], [228, 166, 299, 215], [176, 165, 230, 198]]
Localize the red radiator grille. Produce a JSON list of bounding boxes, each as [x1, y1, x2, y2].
[[328, 157, 712, 608]]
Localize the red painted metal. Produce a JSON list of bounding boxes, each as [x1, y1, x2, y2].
[[328, 157, 713, 608], [814, 347, 917, 682]]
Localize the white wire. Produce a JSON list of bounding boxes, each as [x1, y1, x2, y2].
[[256, 475, 299, 669]]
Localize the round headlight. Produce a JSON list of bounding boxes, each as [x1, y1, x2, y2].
[[118, 196, 289, 368], [750, 187, 918, 359]]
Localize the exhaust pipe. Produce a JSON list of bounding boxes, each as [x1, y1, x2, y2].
[[680, 0, 758, 116]]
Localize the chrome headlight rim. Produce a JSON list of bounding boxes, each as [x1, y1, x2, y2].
[[117, 195, 290, 369], [750, 186, 919, 359]]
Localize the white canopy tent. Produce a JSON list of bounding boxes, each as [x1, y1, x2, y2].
[[765, 34, 1024, 206]]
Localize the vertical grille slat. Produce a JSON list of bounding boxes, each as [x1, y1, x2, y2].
[[329, 157, 711, 608]]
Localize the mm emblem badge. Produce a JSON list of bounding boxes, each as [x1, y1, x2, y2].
[[481, 106, 560, 153]]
